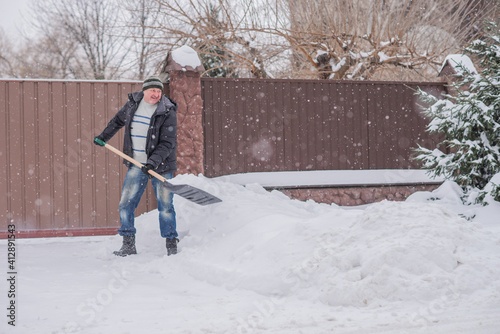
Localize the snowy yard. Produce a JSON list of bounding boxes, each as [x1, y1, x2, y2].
[[2, 174, 500, 334]]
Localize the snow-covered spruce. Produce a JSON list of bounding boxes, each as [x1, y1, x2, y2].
[[415, 21, 500, 204]]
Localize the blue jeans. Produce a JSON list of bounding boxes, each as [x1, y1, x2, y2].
[[118, 165, 177, 239]]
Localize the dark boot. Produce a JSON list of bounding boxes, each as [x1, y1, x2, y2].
[[113, 235, 137, 257], [166, 238, 179, 256]]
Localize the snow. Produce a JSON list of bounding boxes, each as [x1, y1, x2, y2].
[[440, 54, 478, 75], [331, 57, 346, 72], [378, 51, 390, 63], [214, 169, 445, 188], [171, 45, 202, 70], [3, 174, 500, 333]]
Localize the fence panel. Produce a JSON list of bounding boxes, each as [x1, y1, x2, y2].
[[0, 79, 157, 237], [202, 78, 446, 177]]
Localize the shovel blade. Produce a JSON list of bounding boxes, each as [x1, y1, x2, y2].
[[162, 181, 222, 206]]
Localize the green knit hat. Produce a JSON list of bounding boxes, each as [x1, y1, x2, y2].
[[142, 76, 164, 91]]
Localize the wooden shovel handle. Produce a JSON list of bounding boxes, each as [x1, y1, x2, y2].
[[103, 143, 166, 182]]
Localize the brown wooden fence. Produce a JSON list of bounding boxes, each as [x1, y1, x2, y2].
[[1, 77, 446, 238], [0, 79, 158, 237], [202, 78, 446, 177]]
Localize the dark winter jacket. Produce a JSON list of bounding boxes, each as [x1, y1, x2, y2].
[[97, 91, 178, 174]]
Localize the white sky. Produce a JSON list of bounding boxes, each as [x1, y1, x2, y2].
[[0, 0, 31, 38]]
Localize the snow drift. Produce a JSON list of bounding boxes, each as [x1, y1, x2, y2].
[[5, 174, 500, 334]]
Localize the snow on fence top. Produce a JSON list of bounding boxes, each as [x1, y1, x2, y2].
[[215, 169, 445, 188]]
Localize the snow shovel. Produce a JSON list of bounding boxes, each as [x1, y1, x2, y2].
[[98, 141, 222, 206]]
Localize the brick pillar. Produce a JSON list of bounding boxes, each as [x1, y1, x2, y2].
[[162, 46, 205, 175]]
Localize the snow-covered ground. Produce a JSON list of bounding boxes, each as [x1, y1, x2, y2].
[[2, 173, 500, 334]]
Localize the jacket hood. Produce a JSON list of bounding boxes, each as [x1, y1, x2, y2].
[[129, 90, 144, 103]]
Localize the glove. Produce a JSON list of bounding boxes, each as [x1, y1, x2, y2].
[[141, 164, 154, 178], [94, 137, 106, 146]]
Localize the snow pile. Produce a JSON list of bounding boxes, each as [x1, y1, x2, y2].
[[170, 176, 499, 308], [305, 202, 480, 306], [440, 54, 478, 75], [170, 45, 202, 69], [7, 174, 500, 333], [480, 173, 500, 204]]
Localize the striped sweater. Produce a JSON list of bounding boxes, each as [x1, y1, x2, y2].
[[131, 99, 157, 163]]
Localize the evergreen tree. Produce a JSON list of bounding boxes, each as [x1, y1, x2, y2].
[[195, 4, 236, 78], [199, 44, 235, 78], [415, 21, 500, 203]]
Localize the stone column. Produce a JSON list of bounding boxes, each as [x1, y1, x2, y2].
[[162, 46, 205, 175]]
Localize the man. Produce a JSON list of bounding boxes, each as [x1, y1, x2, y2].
[[94, 76, 179, 256]]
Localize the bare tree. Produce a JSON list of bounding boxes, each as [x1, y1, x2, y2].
[[0, 29, 16, 77], [0, 28, 69, 78], [272, 0, 497, 80], [149, 0, 280, 78], [120, 0, 163, 80], [5, 0, 497, 80], [28, 0, 130, 79], [148, 0, 497, 80]]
